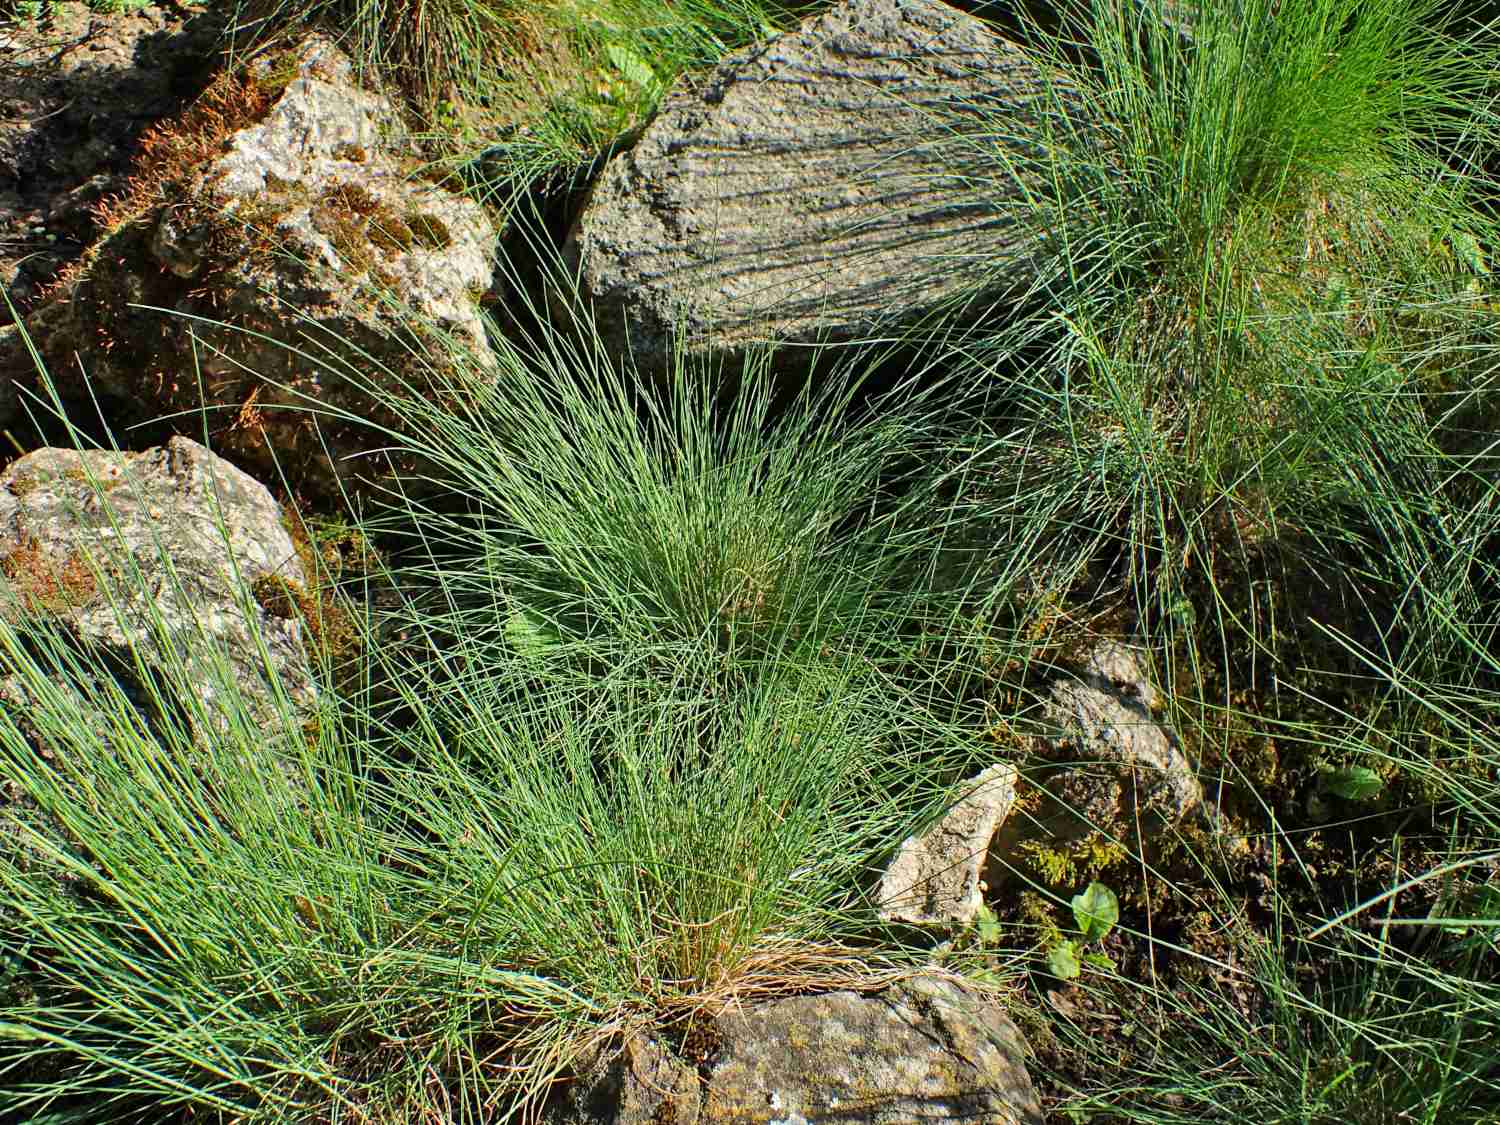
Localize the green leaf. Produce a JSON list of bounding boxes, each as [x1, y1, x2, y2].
[[974, 904, 1002, 948], [1071, 882, 1119, 943], [606, 43, 659, 90], [1323, 766, 1384, 802], [1453, 230, 1489, 276], [1081, 949, 1116, 972], [504, 608, 561, 661], [1048, 940, 1082, 980]]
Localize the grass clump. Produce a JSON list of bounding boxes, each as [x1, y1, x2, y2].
[[0, 607, 949, 1120], [938, 0, 1500, 715], [0, 320, 992, 1119], [924, 1, 1500, 1117]]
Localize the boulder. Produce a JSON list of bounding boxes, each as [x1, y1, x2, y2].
[[563, 0, 1088, 375], [2, 35, 497, 499], [0, 436, 317, 735], [878, 762, 1018, 927], [0, 1, 223, 308], [990, 641, 1204, 877], [551, 975, 1042, 1125]]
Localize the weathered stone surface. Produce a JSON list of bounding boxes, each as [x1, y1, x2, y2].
[[3, 35, 496, 498], [564, 0, 1086, 374], [879, 762, 1017, 926], [0, 1, 222, 308], [548, 1036, 702, 1125], [0, 436, 316, 733], [705, 976, 1040, 1124], [551, 976, 1041, 1124], [990, 641, 1203, 876]]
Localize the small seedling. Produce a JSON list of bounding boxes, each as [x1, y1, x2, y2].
[[1320, 765, 1385, 802], [1047, 881, 1119, 980], [973, 903, 1003, 948]]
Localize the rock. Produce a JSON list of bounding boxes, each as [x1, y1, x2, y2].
[[0, 436, 317, 736], [547, 1036, 702, 1125], [0, 1, 223, 309], [879, 762, 1018, 926], [563, 0, 1088, 376], [706, 976, 1041, 1124], [3, 35, 497, 499], [552, 975, 1041, 1125], [989, 641, 1204, 876]]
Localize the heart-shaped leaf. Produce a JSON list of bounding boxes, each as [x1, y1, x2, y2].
[[974, 904, 1002, 948], [1071, 882, 1119, 943]]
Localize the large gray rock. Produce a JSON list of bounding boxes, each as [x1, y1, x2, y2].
[[879, 762, 1018, 927], [0, 436, 317, 734], [551, 975, 1041, 1124], [564, 0, 1086, 374], [3, 35, 496, 498]]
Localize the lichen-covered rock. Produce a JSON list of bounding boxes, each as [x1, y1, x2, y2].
[[0, 436, 317, 734], [879, 763, 1018, 926], [551, 976, 1041, 1125], [0, 1, 223, 308], [708, 976, 1040, 1124], [564, 0, 1087, 375], [2, 35, 496, 498], [989, 641, 1204, 879]]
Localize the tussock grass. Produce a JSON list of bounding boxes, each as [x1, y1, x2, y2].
[[0, 301, 996, 1119], [923, 0, 1500, 1117], [928, 0, 1500, 713]]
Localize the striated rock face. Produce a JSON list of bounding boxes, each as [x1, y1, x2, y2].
[[879, 762, 1018, 927], [0, 436, 317, 735], [550, 975, 1041, 1125], [2, 35, 496, 499], [564, 0, 1087, 376]]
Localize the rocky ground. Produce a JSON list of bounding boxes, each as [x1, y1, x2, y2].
[[1, 0, 1496, 1121]]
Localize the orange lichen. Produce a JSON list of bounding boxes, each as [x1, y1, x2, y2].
[[0, 537, 101, 615]]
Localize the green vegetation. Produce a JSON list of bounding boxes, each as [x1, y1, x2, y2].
[[3, 0, 148, 20], [3, 0, 1500, 1121], [229, 0, 805, 208]]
